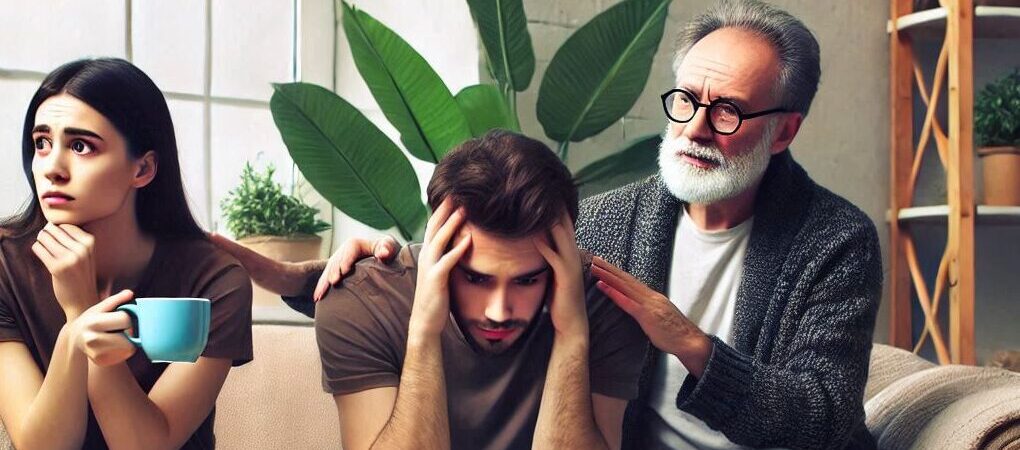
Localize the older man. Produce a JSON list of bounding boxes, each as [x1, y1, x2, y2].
[[583, 1, 881, 449], [224, 1, 881, 448]]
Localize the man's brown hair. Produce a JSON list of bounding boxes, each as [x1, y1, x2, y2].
[[426, 130, 578, 239]]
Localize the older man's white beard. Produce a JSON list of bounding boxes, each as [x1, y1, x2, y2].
[[657, 125, 775, 204]]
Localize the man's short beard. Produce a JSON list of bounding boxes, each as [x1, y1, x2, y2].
[[657, 121, 776, 204]]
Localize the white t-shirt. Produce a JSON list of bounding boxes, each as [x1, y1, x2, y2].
[[646, 208, 753, 449]]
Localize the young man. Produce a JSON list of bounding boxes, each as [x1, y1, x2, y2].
[[214, 131, 645, 450], [301, 2, 882, 449]]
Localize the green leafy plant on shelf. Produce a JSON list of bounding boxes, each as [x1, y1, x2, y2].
[[975, 69, 1020, 147], [271, 0, 670, 241], [221, 163, 331, 240]]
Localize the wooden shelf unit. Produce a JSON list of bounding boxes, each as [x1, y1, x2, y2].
[[889, 2, 1020, 365]]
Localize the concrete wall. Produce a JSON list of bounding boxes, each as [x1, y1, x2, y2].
[[517, 0, 894, 343]]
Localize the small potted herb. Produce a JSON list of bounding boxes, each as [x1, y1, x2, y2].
[[975, 69, 1020, 205], [221, 163, 331, 305]]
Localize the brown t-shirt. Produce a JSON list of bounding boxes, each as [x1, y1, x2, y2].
[[0, 231, 253, 450], [315, 244, 647, 450]]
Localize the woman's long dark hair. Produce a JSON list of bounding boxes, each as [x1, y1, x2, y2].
[[1, 58, 204, 240]]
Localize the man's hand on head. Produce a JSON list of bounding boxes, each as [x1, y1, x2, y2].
[[534, 211, 589, 341], [409, 198, 472, 339]]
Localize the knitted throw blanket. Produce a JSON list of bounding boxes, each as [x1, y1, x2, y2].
[[866, 365, 1020, 450]]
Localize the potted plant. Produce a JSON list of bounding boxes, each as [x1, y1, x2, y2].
[[221, 163, 331, 306], [975, 69, 1020, 205], [270, 0, 668, 241]]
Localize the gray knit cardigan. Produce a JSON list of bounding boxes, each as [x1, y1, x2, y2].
[[576, 150, 882, 450]]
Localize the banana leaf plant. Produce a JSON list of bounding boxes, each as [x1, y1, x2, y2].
[[271, 0, 670, 241]]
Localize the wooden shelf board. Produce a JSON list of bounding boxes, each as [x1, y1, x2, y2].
[[888, 205, 1020, 225], [887, 6, 1020, 39]]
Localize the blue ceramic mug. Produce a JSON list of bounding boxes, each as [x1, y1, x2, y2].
[[116, 298, 211, 363]]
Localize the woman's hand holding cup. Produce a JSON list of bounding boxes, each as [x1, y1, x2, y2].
[[69, 289, 138, 367]]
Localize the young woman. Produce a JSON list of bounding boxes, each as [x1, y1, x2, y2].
[[0, 58, 252, 450]]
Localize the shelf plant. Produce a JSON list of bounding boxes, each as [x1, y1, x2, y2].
[[270, 0, 669, 241], [975, 69, 1020, 205]]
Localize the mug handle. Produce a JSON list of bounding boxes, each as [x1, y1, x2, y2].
[[115, 304, 143, 347]]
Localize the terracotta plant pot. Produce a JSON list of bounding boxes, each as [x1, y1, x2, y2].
[[978, 146, 1020, 206], [238, 234, 323, 307]]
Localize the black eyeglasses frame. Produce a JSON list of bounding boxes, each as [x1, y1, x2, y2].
[[660, 88, 789, 135]]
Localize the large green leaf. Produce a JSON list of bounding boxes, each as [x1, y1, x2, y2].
[[341, 2, 472, 163], [537, 0, 670, 143], [465, 0, 535, 92], [455, 84, 518, 136], [575, 133, 661, 198], [270, 82, 427, 241]]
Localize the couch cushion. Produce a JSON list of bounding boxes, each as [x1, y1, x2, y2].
[[215, 324, 341, 449], [864, 343, 936, 402]]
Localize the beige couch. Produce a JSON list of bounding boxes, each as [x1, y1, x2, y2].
[[864, 344, 1020, 449], [214, 319, 341, 449], [2, 327, 1017, 449]]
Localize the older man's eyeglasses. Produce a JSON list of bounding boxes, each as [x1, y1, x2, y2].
[[661, 88, 788, 135]]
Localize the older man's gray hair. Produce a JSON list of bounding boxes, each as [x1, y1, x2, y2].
[[673, 0, 821, 116]]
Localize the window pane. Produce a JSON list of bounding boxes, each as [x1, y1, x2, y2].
[[297, 0, 335, 88], [166, 98, 208, 227], [0, 79, 38, 217], [132, 1, 206, 95], [209, 103, 293, 234], [210, 0, 293, 101], [0, 0, 126, 73]]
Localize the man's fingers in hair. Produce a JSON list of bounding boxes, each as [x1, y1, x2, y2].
[[428, 208, 466, 260], [532, 237, 563, 274], [425, 198, 456, 244], [548, 223, 575, 255], [434, 233, 472, 274], [559, 209, 576, 238]]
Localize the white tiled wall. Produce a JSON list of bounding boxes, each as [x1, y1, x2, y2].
[[0, 0, 127, 73], [210, 0, 294, 101]]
